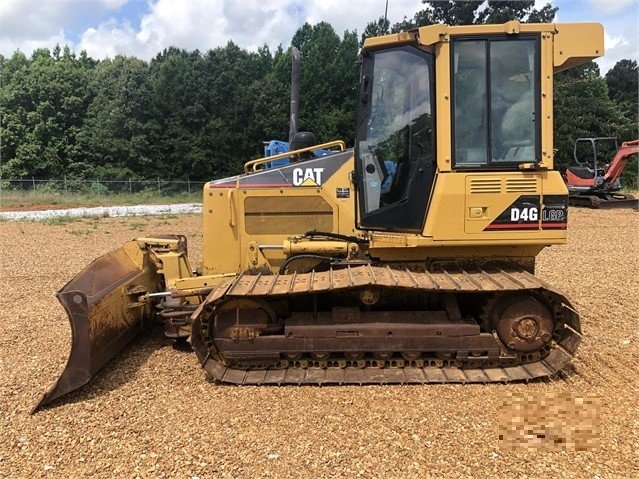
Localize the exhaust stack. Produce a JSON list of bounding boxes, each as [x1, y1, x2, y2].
[[289, 47, 301, 144]]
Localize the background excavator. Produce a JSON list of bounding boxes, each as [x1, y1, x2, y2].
[[36, 21, 604, 412], [564, 137, 639, 209]]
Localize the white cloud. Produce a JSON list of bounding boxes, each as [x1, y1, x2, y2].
[[306, 0, 424, 39], [78, 0, 301, 59], [99, 0, 129, 10], [585, 0, 636, 15], [0, 31, 72, 58], [597, 22, 638, 74], [0, 0, 76, 39], [1, 0, 635, 74], [13, 0, 425, 60], [0, 0, 131, 58], [553, 0, 638, 73], [604, 31, 628, 51], [80, 19, 139, 58]]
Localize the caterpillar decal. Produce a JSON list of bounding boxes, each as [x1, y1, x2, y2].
[[293, 167, 325, 186], [209, 151, 350, 189], [484, 195, 568, 231]]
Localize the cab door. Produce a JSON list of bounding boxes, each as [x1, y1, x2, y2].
[[355, 45, 436, 232]]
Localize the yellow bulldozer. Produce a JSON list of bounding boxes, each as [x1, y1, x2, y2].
[[36, 21, 604, 411]]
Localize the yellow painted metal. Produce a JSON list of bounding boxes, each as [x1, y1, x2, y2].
[[172, 274, 235, 290], [360, 30, 419, 49], [552, 23, 604, 72], [283, 238, 350, 256], [244, 195, 333, 235], [421, 170, 569, 242], [152, 251, 192, 287], [374, 21, 601, 174], [195, 22, 603, 278], [201, 154, 358, 275], [135, 236, 196, 297], [201, 183, 242, 275]]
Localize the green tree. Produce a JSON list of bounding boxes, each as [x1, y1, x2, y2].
[[606, 59, 638, 105], [247, 45, 291, 148], [418, 0, 481, 25], [605, 60, 638, 189], [361, 0, 558, 42], [292, 22, 358, 145], [361, 18, 390, 45], [478, 0, 557, 24], [146, 47, 211, 179], [0, 46, 96, 178], [77, 55, 153, 180], [553, 62, 629, 173], [605, 59, 638, 133], [198, 42, 276, 178]]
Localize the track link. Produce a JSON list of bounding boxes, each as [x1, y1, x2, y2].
[[190, 265, 581, 384]]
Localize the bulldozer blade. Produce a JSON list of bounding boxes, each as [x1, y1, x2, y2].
[[33, 241, 159, 412]]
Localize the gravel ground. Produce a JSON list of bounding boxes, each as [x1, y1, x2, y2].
[[0, 209, 637, 478]]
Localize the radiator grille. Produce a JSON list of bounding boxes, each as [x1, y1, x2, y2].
[[244, 196, 333, 234]]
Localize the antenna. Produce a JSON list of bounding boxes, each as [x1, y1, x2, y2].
[[384, 0, 389, 28]]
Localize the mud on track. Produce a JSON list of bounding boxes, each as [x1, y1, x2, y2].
[[0, 209, 637, 478]]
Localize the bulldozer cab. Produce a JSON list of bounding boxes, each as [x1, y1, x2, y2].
[[355, 28, 543, 233]]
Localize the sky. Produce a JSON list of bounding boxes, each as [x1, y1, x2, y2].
[[0, 0, 637, 74]]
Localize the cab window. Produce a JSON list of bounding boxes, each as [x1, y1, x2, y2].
[[452, 36, 540, 167]]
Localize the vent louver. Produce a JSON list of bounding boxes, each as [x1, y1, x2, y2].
[[469, 178, 501, 194], [506, 178, 539, 193]]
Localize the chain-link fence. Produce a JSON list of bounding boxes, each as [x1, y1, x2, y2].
[[0, 178, 207, 196]]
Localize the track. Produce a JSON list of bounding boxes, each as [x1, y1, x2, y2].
[[569, 193, 638, 209], [190, 265, 581, 384], [194, 355, 571, 385]]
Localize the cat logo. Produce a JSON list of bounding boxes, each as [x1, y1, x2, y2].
[[293, 167, 324, 187]]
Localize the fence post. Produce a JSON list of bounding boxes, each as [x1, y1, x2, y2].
[[129, 178, 132, 194], [32, 177, 35, 190], [188, 179, 191, 194], [157, 178, 161, 195], [64, 177, 67, 195]]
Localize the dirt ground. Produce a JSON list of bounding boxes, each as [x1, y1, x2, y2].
[[0, 208, 637, 478]]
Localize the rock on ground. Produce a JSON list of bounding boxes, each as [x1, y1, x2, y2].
[[0, 209, 637, 478]]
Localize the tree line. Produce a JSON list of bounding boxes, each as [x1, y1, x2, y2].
[[0, 1, 636, 186]]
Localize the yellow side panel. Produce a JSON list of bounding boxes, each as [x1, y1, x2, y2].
[[424, 171, 568, 244], [463, 174, 541, 235], [202, 184, 242, 275], [201, 157, 357, 276], [239, 190, 337, 270]]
